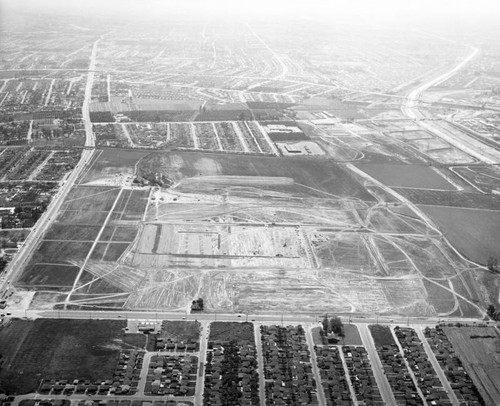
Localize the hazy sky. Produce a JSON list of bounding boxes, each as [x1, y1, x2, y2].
[[1, 0, 500, 29], [2, 0, 500, 18]]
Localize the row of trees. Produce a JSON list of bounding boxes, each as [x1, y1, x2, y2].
[[487, 304, 500, 321], [191, 298, 204, 311], [321, 315, 344, 337]]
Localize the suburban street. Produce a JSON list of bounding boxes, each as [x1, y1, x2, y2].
[[358, 324, 397, 406]]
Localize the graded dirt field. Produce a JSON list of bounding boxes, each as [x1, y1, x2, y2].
[[0, 319, 137, 394], [419, 205, 500, 264], [355, 163, 457, 190], [443, 326, 500, 406]]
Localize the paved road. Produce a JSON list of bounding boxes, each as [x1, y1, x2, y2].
[[415, 325, 460, 406], [253, 323, 266, 406], [305, 326, 326, 406], [194, 321, 209, 406], [390, 327, 428, 405], [357, 324, 397, 406], [338, 347, 360, 406]]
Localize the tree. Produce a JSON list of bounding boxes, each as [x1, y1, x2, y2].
[[487, 257, 498, 272], [322, 316, 329, 335], [487, 304, 496, 318], [191, 297, 204, 311], [329, 316, 344, 337]]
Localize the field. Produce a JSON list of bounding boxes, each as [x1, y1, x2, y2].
[[208, 321, 255, 344], [136, 151, 375, 200], [0, 319, 133, 394], [419, 205, 500, 264], [355, 163, 457, 190], [451, 165, 500, 194], [443, 326, 500, 406], [396, 188, 500, 210], [15, 185, 148, 299]]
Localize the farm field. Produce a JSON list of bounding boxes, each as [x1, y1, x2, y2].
[[136, 151, 375, 200], [443, 326, 500, 406], [395, 188, 500, 210], [15, 185, 148, 297], [355, 163, 457, 190], [418, 205, 500, 264], [0, 319, 136, 394]]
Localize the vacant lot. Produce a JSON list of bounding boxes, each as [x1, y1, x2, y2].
[[209, 322, 255, 344], [78, 149, 150, 184], [369, 325, 395, 347], [160, 321, 201, 342], [0, 319, 132, 394], [419, 205, 500, 264], [356, 163, 456, 190], [0, 229, 30, 241], [443, 326, 500, 406], [343, 324, 363, 346]]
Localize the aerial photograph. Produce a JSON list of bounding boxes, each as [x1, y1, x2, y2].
[[0, 0, 499, 404]]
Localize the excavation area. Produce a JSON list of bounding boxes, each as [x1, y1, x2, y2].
[[13, 150, 489, 317]]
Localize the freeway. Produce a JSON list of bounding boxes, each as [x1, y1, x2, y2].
[[0, 38, 99, 298], [401, 46, 500, 164]]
